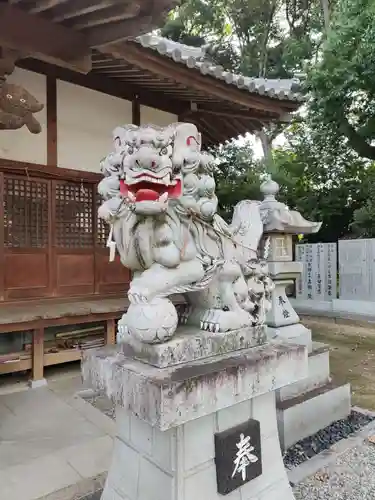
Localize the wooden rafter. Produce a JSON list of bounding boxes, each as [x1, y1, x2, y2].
[[104, 42, 291, 115], [87, 15, 154, 46], [199, 116, 228, 145], [218, 118, 244, 139], [67, 3, 142, 30], [0, 4, 91, 73], [50, 0, 124, 22], [185, 106, 278, 122], [29, 0, 70, 15], [19, 58, 187, 117]]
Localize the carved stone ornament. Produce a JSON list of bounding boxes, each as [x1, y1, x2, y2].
[[0, 47, 44, 134], [98, 123, 275, 343]]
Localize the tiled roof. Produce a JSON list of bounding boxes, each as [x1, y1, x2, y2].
[[136, 34, 303, 102]]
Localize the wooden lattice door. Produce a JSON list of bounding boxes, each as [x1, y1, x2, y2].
[[3, 174, 51, 299], [53, 180, 95, 296]]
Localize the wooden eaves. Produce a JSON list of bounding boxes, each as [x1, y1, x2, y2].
[[0, 0, 177, 72], [0, 1, 302, 145]]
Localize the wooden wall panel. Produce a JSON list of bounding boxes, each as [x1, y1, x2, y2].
[[56, 253, 95, 296], [95, 253, 130, 295], [4, 252, 49, 299], [0, 171, 131, 302]]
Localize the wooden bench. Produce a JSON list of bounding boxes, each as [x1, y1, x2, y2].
[[0, 297, 126, 385], [0, 295, 187, 385]]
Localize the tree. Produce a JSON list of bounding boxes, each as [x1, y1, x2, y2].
[[212, 142, 265, 221], [307, 0, 375, 160], [212, 120, 374, 242], [272, 120, 375, 242], [161, 0, 375, 241], [161, 0, 324, 78]]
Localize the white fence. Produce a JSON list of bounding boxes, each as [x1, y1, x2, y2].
[[294, 239, 375, 319]]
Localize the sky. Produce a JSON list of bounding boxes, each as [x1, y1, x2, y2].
[[236, 132, 288, 159]]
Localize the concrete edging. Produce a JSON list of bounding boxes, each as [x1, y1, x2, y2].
[[291, 298, 375, 324], [287, 406, 375, 485]]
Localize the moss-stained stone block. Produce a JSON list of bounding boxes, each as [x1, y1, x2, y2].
[[82, 340, 307, 500], [120, 325, 267, 368]]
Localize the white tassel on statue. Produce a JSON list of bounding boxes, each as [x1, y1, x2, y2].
[[106, 225, 116, 262]]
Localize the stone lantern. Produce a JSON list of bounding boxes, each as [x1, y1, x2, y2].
[[259, 177, 351, 451], [259, 177, 321, 350]]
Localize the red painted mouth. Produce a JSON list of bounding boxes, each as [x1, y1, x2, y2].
[[120, 179, 182, 202]]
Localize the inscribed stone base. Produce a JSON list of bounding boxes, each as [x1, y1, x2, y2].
[[267, 324, 312, 353], [82, 340, 308, 500], [266, 279, 300, 329], [120, 324, 267, 368]]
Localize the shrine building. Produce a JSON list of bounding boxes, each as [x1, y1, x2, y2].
[[0, 0, 301, 384]]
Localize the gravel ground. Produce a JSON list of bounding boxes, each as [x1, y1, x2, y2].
[[79, 493, 101, 500], [284, 410, 375, 468], [293, 442, 375, 500]]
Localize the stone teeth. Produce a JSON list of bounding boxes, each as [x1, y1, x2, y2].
[[159, 192, 169, 203], [128, 192, 136, 202], [163, 173, 171, 185]]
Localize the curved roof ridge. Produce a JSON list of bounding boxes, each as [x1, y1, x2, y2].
[[136, 35, 303, 102]]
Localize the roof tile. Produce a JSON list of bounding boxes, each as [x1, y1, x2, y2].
[[136, 34, 303, 102]]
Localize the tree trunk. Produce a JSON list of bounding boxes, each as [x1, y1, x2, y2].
[[321, 0, 330, 31]]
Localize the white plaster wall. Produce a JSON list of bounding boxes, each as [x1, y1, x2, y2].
[[140, 106, 178, 127], [57, 81, 132, 173], [0, 68, 47, 164]]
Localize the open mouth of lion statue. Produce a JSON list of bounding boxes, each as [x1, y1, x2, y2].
[[119, 172, 182, 213]]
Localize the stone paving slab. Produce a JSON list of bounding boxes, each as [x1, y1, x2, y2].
[[0, 372, 113, 500]]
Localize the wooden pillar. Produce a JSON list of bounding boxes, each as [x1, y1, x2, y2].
[[31, 327, 45, 385], [132, 96, 140, 126], [47, 75, 57, 166], [105, 318, 116, 345]]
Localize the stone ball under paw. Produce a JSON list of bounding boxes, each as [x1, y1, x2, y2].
[[126, 298, 178, 344]]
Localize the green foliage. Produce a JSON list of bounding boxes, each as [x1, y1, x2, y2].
[[212, 143, 265, 221], [307, 0, 375, 159], [160, 0, 324, 77], [160, 0, 375, 241], [213, 121, 374, 242]]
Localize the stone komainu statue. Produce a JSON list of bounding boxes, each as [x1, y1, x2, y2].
[[98, 122, 274, 343]]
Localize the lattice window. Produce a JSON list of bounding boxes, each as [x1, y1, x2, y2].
[[55, 182, 93, 248], [4, 176, 49, 248], [96, 195, 110, 247]]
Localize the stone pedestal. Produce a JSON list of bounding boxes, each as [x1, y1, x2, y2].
[[82, 328, 308, 500], [276, 340, 351, 450], [264, 246, 351, 451], [266, 261, 312, 352]]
